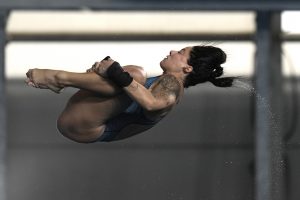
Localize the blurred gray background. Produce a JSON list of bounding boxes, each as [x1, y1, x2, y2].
[[7, 80, 256, 200], [6, 79, 300, 200], [2, 1, 300, 200]]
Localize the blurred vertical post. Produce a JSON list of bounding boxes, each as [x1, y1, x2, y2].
[[255, 11, 286, 200], [0, 10, 7, 200]]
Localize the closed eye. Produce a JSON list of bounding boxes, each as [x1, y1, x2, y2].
[[179, 49, 185, 54]]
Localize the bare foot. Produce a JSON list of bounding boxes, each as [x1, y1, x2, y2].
[[25, 69, 64, 93]]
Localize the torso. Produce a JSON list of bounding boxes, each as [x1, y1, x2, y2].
[[102, 74, 184, 141]]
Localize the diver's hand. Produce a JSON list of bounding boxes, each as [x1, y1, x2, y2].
[[87, 56, 115, 77]]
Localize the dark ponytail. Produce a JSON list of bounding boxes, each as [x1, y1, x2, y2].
[[209, 77, 234, 87], [184, 45, 234, 88], [208, 65, 234, 87]]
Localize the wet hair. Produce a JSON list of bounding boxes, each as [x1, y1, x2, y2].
[[184, 45, 234, 88]]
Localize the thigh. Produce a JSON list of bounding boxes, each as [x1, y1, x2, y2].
[[68, 65, 146, 127], [57, 89, 132, 142], [57, 66, 146, 142]]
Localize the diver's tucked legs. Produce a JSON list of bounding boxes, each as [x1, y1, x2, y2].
[[26, 66, 146, 96], [26, 66, 146, 143], [57, 90, 132, 143]]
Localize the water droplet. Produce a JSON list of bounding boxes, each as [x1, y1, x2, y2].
[[233, 78, 280, 136]]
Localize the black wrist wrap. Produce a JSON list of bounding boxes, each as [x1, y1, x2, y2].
[[106, 62, 133, 87]]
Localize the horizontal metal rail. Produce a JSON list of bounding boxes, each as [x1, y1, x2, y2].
[[0, 1, 300, 11]]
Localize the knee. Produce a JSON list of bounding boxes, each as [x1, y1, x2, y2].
[[57, 114, 103, 144], [123, 65, 147, 85], [56, 113, 73, 139], [56, 114, 79, 143]]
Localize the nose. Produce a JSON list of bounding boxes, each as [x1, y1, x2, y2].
[[169, 50, 177, 55]]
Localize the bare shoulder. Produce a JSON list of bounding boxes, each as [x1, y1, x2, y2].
[[152, 74, 181, 102], [158, 74, 181, 90]]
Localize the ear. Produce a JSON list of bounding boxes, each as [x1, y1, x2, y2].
[[183, 65, 193, 74]]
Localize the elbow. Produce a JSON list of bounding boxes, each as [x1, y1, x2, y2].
[[144, 106, 154, 112]]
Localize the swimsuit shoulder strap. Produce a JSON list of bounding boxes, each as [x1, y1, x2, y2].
[[144, 76, 160, 89]]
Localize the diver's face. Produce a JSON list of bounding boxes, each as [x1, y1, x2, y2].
[[160, 46, 192, 73]]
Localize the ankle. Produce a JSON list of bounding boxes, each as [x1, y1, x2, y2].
[[54, 70, 67, 87]]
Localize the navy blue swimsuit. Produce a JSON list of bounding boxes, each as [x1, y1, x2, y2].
[[98, 76, 160, 142]]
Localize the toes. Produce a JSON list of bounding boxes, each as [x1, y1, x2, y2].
[[25, 79, 37, 88], [25, 78, 30, 84], [26, 69, 32, 78]]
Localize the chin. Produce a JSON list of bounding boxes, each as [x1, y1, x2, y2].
[[159, 61, 164, 67], [159, 62, 166, 71]]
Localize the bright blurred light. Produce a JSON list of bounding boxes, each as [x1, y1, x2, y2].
[[281, 11, 300, 76], [7, 11, 255, 35], [283, 42, 300, 76], [282, 11, 300, 35], [5, 11, 257, 78], [4, 11, 300, 79], [6, 41, 255, 78]]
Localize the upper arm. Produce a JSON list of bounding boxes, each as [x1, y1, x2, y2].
[[123, 74, 181, 112], [148, 94, 176, 111]]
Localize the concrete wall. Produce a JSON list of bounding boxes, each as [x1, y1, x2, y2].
[[7, 79, 298, 200]]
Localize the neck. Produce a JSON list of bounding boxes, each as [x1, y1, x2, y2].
[[162, 71, 185, 86]]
